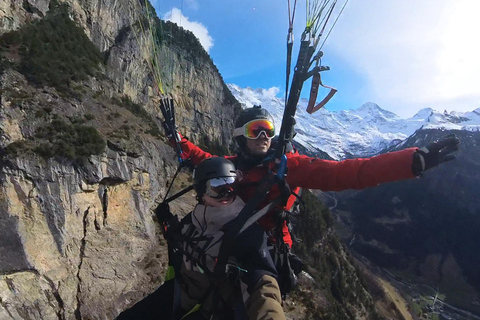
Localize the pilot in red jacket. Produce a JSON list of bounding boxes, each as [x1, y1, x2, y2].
[[167, 106, 459, 248]]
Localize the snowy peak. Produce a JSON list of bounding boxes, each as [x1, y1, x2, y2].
[[356, 102, 398, 119], [411, 107, 473, 125], [227, 84, 283, 108], [227, 84, 480, 160], [412, 108, 434, 120]]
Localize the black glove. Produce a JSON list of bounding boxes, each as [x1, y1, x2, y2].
[[161, 121, 180, 141], [155, 201, 173, 224], [412, 133, 460, 176]]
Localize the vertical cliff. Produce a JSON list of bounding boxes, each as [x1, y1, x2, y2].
[[0, 0, 237, 318]]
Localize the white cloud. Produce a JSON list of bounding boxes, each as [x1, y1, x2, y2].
[[328, 0, 480, 117], [163, 8, 213, 53]]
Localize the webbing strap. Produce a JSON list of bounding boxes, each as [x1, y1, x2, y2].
[[162, 164, 183, 201], [238, 201, 278, 235], [163, 185, 194, 203], [306, 72, 337, 114], [227, 171, 277, 239]]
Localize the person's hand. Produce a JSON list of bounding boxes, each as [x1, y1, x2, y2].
[[155, 202, 173, 224], [162, 121, 181, 141], [412, 133, 460, 176]]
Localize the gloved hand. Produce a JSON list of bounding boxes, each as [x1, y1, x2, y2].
[[412, 133, 460, 176], [155, 201, 173, 224], [161, 121, 181, 141]]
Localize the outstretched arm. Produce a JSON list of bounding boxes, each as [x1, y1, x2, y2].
[[286, 148, 418, 191], [286, 134, 460, 191]]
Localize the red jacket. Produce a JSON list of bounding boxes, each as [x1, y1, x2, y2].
[[177, 136, 418, 247]]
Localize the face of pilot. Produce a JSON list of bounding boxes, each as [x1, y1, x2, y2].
[[245, 132, 271, 156], [202, 194, 236, 208]]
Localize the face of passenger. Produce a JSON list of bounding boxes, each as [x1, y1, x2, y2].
[[202, 194, 236, 208], [246, 132, 271, 156], [201, 176, 236, 208]]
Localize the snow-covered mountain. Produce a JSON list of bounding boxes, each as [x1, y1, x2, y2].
[[228, 84, 480, 160]]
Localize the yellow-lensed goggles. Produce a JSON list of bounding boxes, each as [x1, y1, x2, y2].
[[233, 119, 275, 140]]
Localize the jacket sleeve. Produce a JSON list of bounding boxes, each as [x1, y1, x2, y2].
[[168, 134, 214, 165], [285, 147, 418, 191]]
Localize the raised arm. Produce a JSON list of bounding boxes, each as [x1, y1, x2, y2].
[[177, 135, 214, 165]]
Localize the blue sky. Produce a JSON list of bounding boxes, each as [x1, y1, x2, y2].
[[152, 0, 480, 118]]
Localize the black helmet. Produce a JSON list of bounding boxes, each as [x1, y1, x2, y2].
[[193, 157, 237, 196], [234, 105, 274, 129], [234, 105, 275, 153]]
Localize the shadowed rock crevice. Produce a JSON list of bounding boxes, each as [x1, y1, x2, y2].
[[0, 299, 16, 319], [42, 274, 66, 320], [100, 177, 126, 186], [36, 185, 66, 255], [0, 212, 31, 271], [74, 208, 90, 320], [22, 0, 45, 16], [102, 187, 108, 226]]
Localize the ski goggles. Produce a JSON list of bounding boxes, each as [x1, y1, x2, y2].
[[204, 176, 236, 199], [233, 119, 275, 140]]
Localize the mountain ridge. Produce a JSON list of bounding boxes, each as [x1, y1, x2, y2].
[[228, 84, 480, 159]]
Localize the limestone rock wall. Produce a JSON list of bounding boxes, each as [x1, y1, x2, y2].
[[0, 0, 235, 319], [0, 0, 237, 145], [0, 143, 187, 319]]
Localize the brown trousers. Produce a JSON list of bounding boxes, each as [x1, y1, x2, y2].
[[180, 272, 285, 320], [245, 275, 286, 320]]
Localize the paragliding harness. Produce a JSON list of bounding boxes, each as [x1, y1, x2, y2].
[[271, 186, 305, 298], [155, 154, 305, 319], [230, 143, 305, 298], [156, 199, 254, 320]]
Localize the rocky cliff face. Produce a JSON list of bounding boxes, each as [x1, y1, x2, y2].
[[0, 0, 237, 319], [1, 0, 237, 143], [0, 140, 172, 319]]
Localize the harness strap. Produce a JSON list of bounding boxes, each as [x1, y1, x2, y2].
[[164, 185, 195, 204], [306, 72, 337, 114], [238, 201, 278, 235]]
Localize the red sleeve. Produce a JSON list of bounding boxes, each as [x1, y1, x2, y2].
[[176, 135, 214, 165], [285, 148, 418, 191]]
